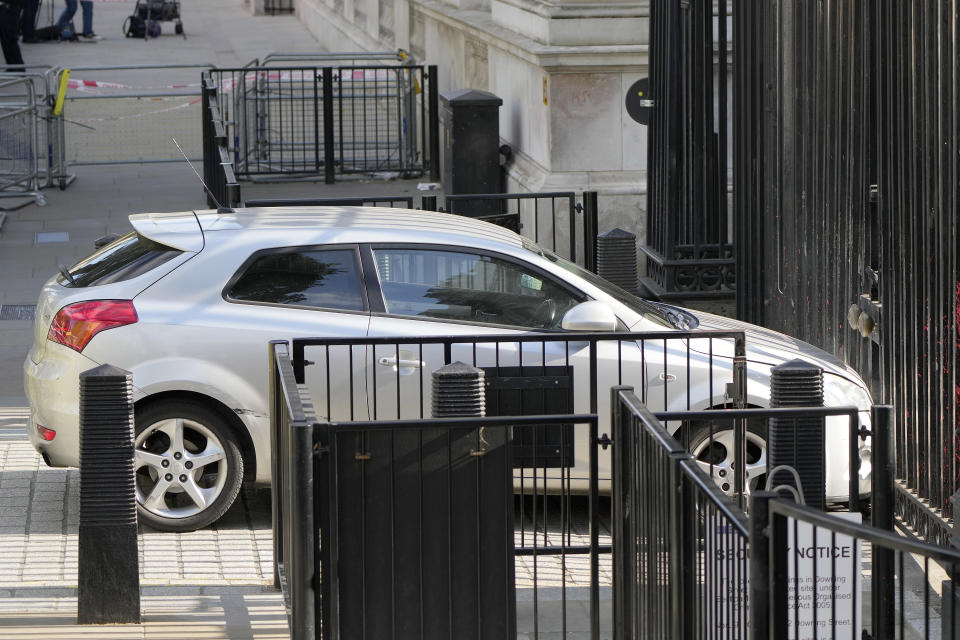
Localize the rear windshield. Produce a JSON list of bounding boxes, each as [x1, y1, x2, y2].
[[61, 232, 183, 287]]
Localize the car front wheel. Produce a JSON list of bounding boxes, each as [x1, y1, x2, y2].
[[686, 422, 767, 497], [133, 402, 243, 532]]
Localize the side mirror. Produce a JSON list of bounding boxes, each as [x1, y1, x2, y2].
[[561, 301, 618, 332]]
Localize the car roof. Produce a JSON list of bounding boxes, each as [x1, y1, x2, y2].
[[130, 206, 528, 252]]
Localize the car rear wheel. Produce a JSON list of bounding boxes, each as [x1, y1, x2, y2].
[[134, 402, 243, 532], [686, 421, 767, 497]]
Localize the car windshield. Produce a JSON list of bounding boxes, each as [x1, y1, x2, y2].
[[533, 247, 699, 330]]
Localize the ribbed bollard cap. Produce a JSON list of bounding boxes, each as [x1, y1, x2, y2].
[[433, 362, 485, 418], [597, 228, 637, 290], [771, 359, 823, 407]]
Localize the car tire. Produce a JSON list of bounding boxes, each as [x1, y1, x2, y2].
[[133, 401, 243, 532], [685, 420, 768, 497]]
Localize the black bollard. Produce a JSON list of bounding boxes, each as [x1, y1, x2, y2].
[[768, 359, 825, 510], [77, 364, 140, 625], [596, 228, 638, 292]]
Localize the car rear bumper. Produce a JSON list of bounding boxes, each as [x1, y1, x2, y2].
[[23, 344, 101, 468]]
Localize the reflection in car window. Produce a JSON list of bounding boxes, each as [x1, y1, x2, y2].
[[228, 248, 365, 311], [63, 232, 182, 288], [373, 248, 581, 329]]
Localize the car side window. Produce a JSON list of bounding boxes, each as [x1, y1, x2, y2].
[[372, 248, 581, 329], [227, 248, 365, 311]]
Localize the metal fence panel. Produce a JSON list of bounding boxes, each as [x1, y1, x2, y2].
[[201, 76, 241, 208], [263, 0, 294, 15], [211, 63, 432, 180], [0, 68, 70, 200], [0, 75, 42, 205], [735, 0, 959, 537], [61, 64, 213, 166], [756, 495, 960, 640]]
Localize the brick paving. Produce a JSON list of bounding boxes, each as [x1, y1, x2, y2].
[[0, 404, 288, 639], [0, 406, 275, 590]]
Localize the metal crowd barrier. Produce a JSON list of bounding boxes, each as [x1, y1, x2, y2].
[[61, 64, 214, 166], [0, 74, 44, 206], [209, 61, 437, 182], [259, 49, 413, 66]]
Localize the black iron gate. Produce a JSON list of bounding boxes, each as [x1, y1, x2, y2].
[[641, 0, 734, 300], [734, 1, 959, 537]]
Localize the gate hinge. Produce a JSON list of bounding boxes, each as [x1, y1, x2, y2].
[[597, 433, 613, 450]]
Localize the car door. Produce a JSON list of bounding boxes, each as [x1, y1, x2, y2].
[[218, 243, 373, 422], [363, 243, 636, 486]]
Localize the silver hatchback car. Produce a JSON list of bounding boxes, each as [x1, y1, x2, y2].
[[24, 207, 873, 531]]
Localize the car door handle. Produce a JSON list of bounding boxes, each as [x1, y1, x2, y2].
[[377, 356, 424, 369]]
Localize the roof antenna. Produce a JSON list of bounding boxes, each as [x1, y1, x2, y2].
[[171, 137, 234, 213]]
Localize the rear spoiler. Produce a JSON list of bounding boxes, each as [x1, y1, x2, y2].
[[128, 211, 204, 252]]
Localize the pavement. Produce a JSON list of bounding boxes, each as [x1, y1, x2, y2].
[[0, 1, 429, 637]]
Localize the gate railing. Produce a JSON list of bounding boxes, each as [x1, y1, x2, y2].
[[243, 190, 599, 271], [270, 339, 605, 639], [268, 340, 316, 639], [750, 429, 960, 640], [618, 392, 960, 639], [201, 77, 241, 208], [207, 63, 438, 183], [613, 388, 868, 638], [612, 386, 752, 638]]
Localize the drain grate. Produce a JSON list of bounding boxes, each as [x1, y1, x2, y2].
[[0, 305, 36, 320]]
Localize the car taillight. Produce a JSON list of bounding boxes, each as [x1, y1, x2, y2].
[[47, 300, 138, 352], [36, 424, 56, 441]]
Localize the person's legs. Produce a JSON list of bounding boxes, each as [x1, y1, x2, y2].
[[20, 0, 39, 40], [55, 0, 77, 30], [79, 0, 93, 36], [0, 4, 25, 70]]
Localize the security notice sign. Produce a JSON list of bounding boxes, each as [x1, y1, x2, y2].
[[786, 512, 862, 638], [708, 512, 862, 639]]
